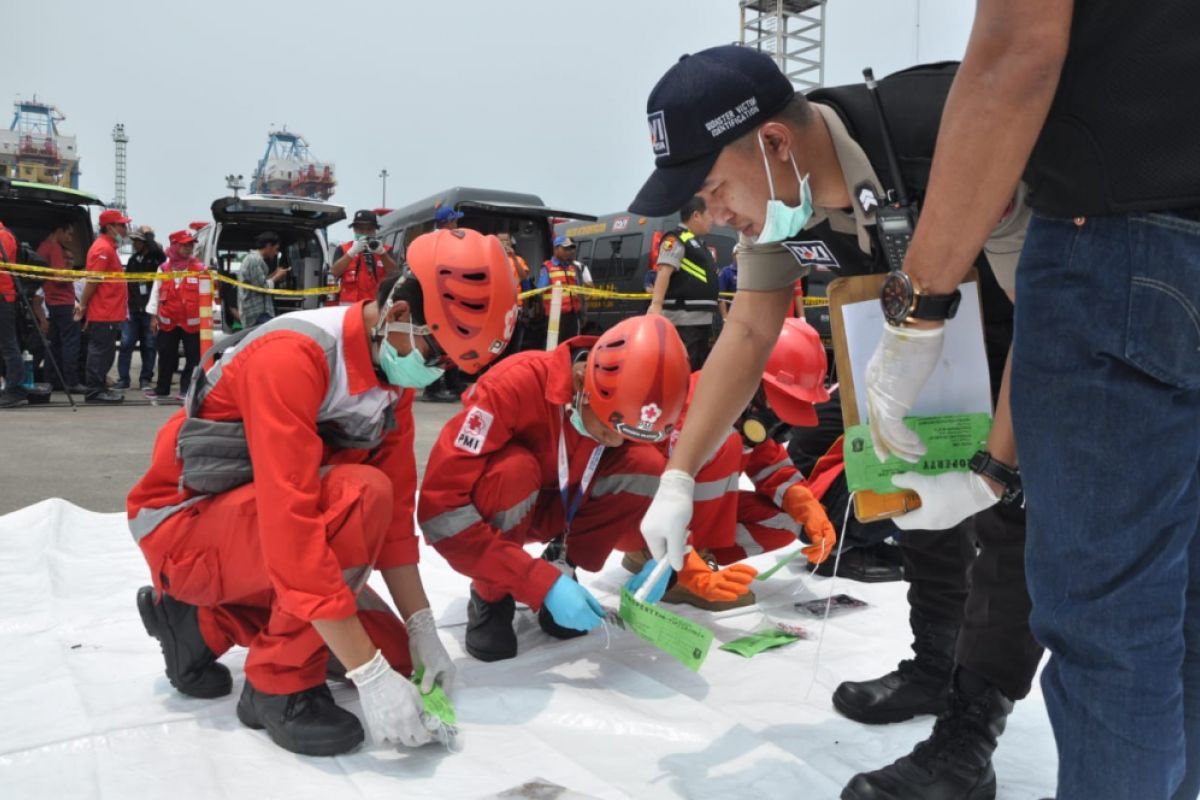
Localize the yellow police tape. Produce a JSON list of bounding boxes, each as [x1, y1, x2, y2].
[[1, 261, 830, 306]]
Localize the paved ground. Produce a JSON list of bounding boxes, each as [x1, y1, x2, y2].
[[0, 388, 462, 515]]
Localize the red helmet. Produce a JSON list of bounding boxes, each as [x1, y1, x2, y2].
[[761, 318, 830, 427], [405, 228, 519, 374], [584, 315, 690, 443]]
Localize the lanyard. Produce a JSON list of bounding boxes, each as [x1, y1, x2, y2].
[[557, 407, 605, 535]]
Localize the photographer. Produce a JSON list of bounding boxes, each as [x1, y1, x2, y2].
[[331, 209, 396, 305], [237, 231, 289, 326]]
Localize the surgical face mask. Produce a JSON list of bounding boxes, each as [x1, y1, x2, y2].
[[755, 131, 813, 245], [378, 327, 445, 388], [568, 405, 596, 440]]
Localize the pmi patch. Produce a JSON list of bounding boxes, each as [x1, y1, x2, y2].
[[781, 240, 841, 272], [454, 406, 493, 455], [648, 110, 670, 157]]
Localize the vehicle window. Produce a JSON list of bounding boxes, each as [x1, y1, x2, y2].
[[591, 234, 644, 282], [576, 239, 593, 267]]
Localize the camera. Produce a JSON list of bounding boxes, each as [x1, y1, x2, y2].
[[365, 238, 383, 254]]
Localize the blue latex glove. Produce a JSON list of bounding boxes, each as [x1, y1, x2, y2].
[[624, 558, 672, 604], [542, 575, 605, 632]]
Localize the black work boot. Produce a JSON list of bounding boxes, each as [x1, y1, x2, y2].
[[810, 542, 904, 583], [465, 587, 518, 662], [841, 673, 1015, 800], [236, 680, 364, 756], [137, 585, 232, 698], [833, 614, 957, 724]]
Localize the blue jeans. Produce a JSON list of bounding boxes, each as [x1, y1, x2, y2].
[[1012, 212, 1200, 800], [118, 310, 155, 385]]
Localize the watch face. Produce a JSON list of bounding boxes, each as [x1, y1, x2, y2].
[[880, 271, 913, 324]]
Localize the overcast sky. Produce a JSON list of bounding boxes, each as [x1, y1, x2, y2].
[[7, 0, 973, 237]]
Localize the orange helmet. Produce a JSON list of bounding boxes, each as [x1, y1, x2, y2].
[[584, 315, 690, 443], [404, 228, 519, 374], [760, 318, 830, 427]]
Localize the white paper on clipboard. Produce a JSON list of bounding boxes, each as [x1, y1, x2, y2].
[[842, 282, 993, 423]]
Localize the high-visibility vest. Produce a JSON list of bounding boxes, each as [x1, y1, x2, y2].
[[158, 268, 202, 333], [541, 259, 580, 314], [663, 227, 720, 311]]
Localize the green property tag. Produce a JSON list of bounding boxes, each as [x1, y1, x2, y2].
[[843, 413, 992, 495], [411, 668, 457, 725], [718, 629, 803, 658], [754, 547, 805, 581], [618, 587, 714, 672]]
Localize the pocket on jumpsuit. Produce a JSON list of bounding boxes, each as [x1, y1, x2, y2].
[[1124, 214, 1200, 390], [162, 550, 223, 607]]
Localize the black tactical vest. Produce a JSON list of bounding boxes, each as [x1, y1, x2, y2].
[[665, 226, 720, 311], [804, 62, 1013, 397]]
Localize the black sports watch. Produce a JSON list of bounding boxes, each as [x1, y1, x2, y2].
[[880, 270, 962, 326], [968, 450, 1024, 507]]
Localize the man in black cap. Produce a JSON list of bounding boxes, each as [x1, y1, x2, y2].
[[117, 225, 163, 390], [331, 210, 397, 306], [631, 45, 1037, 800]]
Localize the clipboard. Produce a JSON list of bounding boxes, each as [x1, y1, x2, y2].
[[827, 270, 981, 522]]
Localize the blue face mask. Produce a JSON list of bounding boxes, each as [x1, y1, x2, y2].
[[378, 329, 444, 389], [754, 131, 813, 245], [568, 405, 596, 440]]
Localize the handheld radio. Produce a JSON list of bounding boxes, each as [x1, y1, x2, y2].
[[863, 67, 919, 272]]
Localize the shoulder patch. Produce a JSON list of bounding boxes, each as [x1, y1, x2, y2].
[[855, 181, 880, 214], [781, 240, 841, 272], [454, 406, 493, 454]]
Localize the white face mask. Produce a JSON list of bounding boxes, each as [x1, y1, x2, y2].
[[754, 131, 813, 245]]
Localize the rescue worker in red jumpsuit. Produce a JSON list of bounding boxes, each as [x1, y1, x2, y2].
[[624, 319, 839, 610], [418, 315, 690, 662], [128, 228, 518, 756]]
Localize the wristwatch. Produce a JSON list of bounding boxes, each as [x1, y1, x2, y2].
[[968, 450, 1023, 507], [880, 270, 962, 326]]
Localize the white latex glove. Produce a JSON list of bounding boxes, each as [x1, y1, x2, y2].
[[406, 608, 456, 694], [347, 239, 366, 257], [864, 322, 945, 463], [346, 649, 436, 748], [891, 471, 1000, 531], [640, 469, 694, 571]]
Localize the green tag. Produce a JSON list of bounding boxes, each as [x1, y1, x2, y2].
[[411, 668, 457, 725], [754, 547, 805, 581], [618, 587, 714, 672], [843, 413, 992, 494], [718, 629, 803, 658]]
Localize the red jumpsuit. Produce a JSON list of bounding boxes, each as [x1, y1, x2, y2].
[[673, 374, 828, 565], [417, 338, 665, 607], [127, 303, 416, 694]]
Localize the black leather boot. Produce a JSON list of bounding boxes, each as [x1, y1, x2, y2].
[[810, 542, 904, 583], [841, 674, 1015, 800], [833, 613, 957, 724], [236, 680, 364, 756], [465, 587, 518, 662], [137, 585, 232, 698]]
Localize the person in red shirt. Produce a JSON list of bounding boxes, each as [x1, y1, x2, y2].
[[77, 208, 131, 403], [0, 220, 26, 407], [36, 220, 85, 393], [418, 315, 691, 662], [625, 319, 838, 610], [128, 228, 518, 756], [146, 230, 205, 400], [331, 209, 397, 306]]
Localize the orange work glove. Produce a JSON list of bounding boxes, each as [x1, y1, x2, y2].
[[675, 551, 758, 602], [782, 484, 837, 565]]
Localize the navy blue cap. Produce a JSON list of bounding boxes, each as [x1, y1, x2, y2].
[[434, 206, 464, 223], [629, 45, 796, 217]]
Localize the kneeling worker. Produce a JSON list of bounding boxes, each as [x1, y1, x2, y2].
[[127, 229, 518, 755], [418, 315, 690, 662]]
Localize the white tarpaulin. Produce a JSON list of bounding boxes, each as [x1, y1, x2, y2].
[[0, 499, 1057, 798]]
